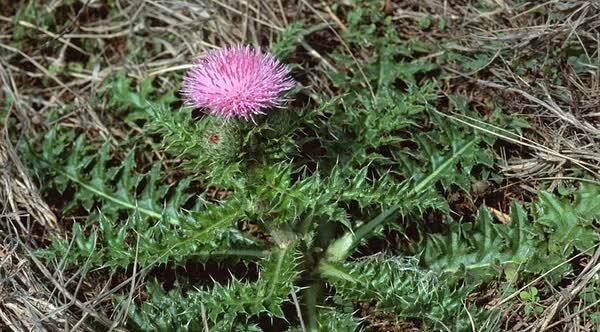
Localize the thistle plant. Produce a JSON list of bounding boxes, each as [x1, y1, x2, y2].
[[23, 4, 600, 331]]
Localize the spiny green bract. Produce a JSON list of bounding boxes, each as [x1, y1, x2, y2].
[[145, 105, 244, 187]]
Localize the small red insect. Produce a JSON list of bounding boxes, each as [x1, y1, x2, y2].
[[208, 133, 219, 144]]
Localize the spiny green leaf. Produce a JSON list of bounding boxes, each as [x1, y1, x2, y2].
[[123, 244, 300, 331]]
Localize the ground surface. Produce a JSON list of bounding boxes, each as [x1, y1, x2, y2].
[[1, 0, 600, 331]]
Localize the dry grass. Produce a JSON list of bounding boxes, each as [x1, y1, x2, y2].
[[1, 137, 97, 331], [1, 0, 599, 331], [440, 0, 600, 182]]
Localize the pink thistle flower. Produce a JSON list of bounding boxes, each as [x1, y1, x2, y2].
[[181, 45, 295, 120]]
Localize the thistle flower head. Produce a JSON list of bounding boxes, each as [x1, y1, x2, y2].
[[181, 45, 295, 120]]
